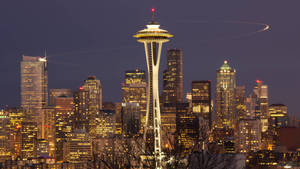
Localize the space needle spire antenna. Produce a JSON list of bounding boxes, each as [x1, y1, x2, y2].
[[151, 8, 155, 21], [134, 8, 173, 169]]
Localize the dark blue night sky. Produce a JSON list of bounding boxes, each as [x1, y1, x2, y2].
[[1, 0, 299, 118]]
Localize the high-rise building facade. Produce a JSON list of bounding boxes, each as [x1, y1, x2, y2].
[[162, 49, 183, 104], [113, 102, 123, 135], [254, 80, 269, 132], [121, 69, 147, 133], [94, 109, 116, 138], [236, 118, 261, 153], [245, 81, 269, 132], [160, 49, 184, 147], [269, 104, 289, 128], [160, 106, 177, 150], [37, 139, 49, 158], [215, 60, 236, 129], [161, 103, 188, 152], [191, 81, 212, 128], [82, 76, 102, 137], [64, 129, 92, 163], [21, 121, 38, 160], [54, 95, 74, 162], [185, 93, 192, 106], [7, 107, 24, 158], [0, 110, 11, 159], [82, 76, 103, 111], [123, 69, 147, 87], [49, 89, 72, 105], [42, 107, 55, 158], [121, 102, 140, 137], [73, 88, 90, 131], [235, 85, 247, 120], [21, 55, 48, 138], [253, 80, 268, 117], [176, 104, 199, 155], [245, 92, 259, 118], [122, 70, 147, 110]]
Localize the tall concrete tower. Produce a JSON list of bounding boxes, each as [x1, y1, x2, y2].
[[133, 9, 173, 168]]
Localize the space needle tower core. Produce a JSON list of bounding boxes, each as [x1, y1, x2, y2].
[[133, 8, 173, 168]]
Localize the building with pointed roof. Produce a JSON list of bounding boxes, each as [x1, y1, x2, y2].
[[215, 60, 236, 129]]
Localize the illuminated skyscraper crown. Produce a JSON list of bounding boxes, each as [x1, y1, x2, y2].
[[220, 60, 232, 70], [219, 60, 235, 72]]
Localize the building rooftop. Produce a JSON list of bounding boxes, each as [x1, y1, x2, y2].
[[87, 76, 97, 80], [270, 103, 286, 107], [220, 60, 232, 70]]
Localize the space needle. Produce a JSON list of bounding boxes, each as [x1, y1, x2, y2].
[[133, 8, 173, 168]]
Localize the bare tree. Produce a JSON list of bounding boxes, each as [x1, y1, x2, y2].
[[162, 120, 244, 169], [93, 135, 154, 169], [94, 120, 243, 169]]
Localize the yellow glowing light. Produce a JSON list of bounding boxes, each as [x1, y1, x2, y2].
[[267, 144, 273, 150], [39, 57, 47, 62]]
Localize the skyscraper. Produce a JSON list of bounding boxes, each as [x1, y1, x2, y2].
[[215, 60, 236, 129], [73, 88, 90, 131], [82, 76, 103, 111], [42, 107, 55, 158], [82, 76, 103, 137], [160, 105, 177, 150], [54, 95, 73, 162], [254, 80, 269, 132], [160, 49, 184, 141], [162, 49, 183, 104], [245, 81, 269, 132], [122, 69, 146, 111], [176, 104, 199, 155], [191, 80, 212, 128], [133, 11, 173, 168], [21, 55, 48, 138], [245, 92, 259, 118], [235, 85, 247, 120], [121, 69, 147, 133]]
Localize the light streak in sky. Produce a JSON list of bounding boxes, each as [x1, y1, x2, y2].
[[223, 20, 270, 36], [177, 20, 270, 42]]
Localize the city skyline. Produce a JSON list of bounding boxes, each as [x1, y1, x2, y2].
[[0, 2, 300, 168], [0, 1, 300, 120]]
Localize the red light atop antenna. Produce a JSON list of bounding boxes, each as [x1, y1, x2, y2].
[[256, 80, 262, 84], [151, 8, 155, 12]]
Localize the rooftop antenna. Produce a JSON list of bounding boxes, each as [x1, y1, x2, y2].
[[151, 8, 155, 21], [44, 48, 47, 58]]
